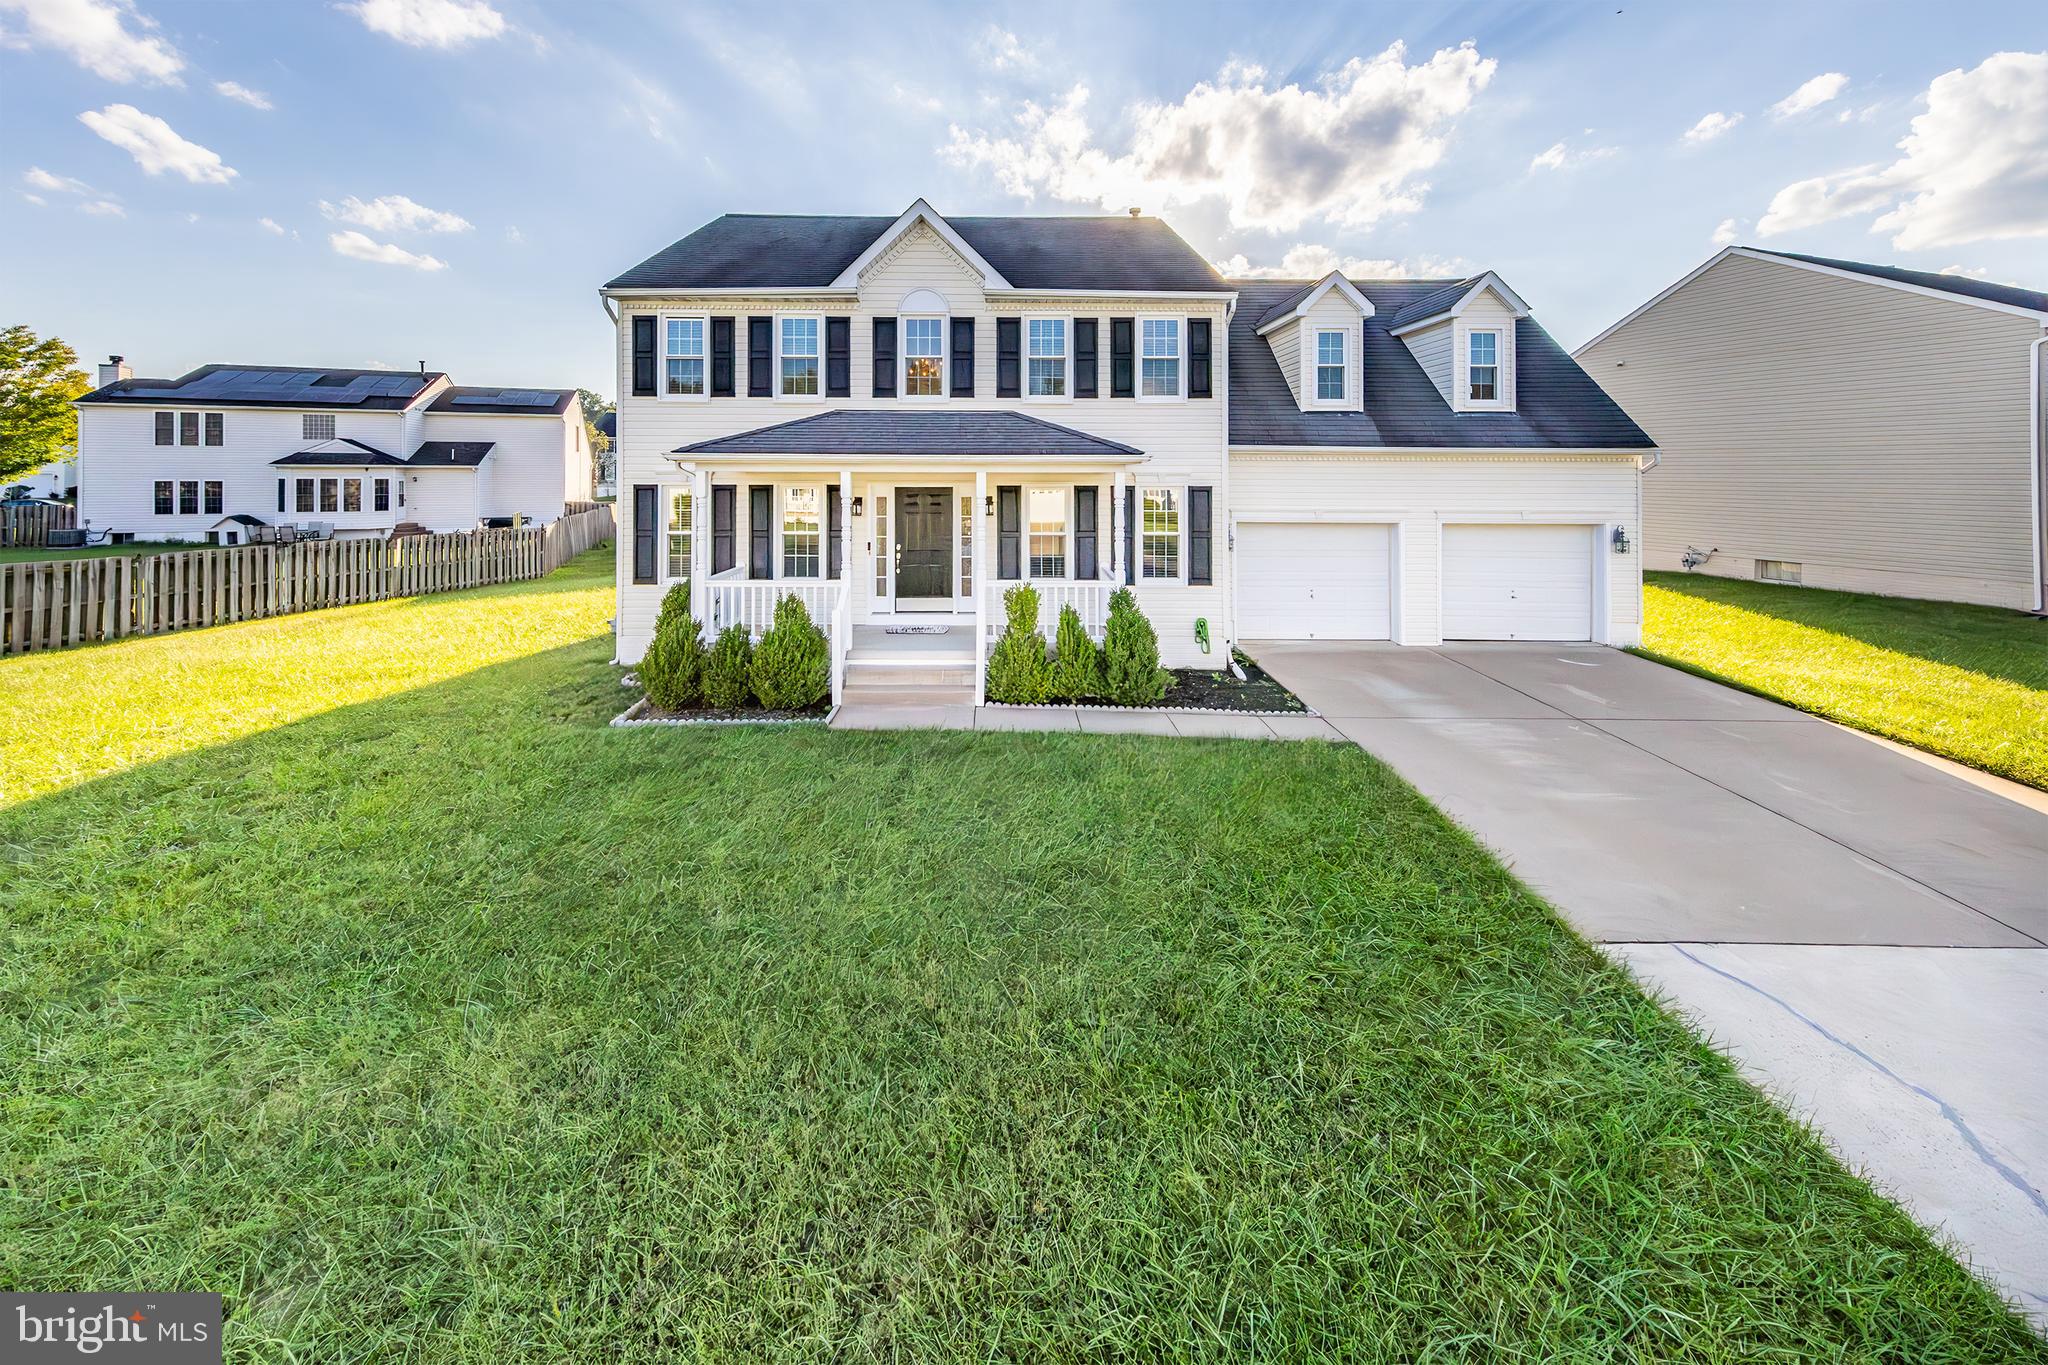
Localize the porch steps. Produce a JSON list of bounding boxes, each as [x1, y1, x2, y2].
[[840, 682, 976, 708]]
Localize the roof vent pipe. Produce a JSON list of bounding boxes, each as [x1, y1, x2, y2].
[[418, 360, 426, 376], [1127, 207, 1141, 217]]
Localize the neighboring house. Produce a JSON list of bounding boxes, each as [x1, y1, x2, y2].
[[9, 450, 77, 501], [602, 199, 1654, 701], [594, 410, 618, 498], [1579, 247, 2048, 612], [74, 357, 592, 544]]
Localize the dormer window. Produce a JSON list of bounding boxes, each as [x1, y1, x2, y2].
[[779, 317, 820, 396], [1315, 330, 1346, 401], [1027, 319, 1067, 397], [903, 317, 944, 397], [1467, 331, 1500, 403]]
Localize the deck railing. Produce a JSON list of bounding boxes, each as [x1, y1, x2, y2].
[[706, 576, 839, 640], [983, 575, 1115, 640]]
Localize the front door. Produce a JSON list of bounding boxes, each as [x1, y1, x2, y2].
[[894, 487, 951, 603]]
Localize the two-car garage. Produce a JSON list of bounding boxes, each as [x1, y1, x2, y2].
[[1234, 519, 1599, 643]]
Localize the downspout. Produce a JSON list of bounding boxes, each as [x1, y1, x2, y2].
[[603, 290, 623, 657], [2031, 330, 2045, 614]]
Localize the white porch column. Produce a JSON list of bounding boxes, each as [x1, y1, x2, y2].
[[691, 465, 710, 631], [838, 469, 852, 599], [1111, 469, 1129, 585], [973, 469, 988, 707]]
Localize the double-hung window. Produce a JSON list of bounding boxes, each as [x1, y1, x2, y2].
[[178, 480, 199, 515], [1140, 487, 1181, 580], [665, 317, 706, 397], [319, 478, 338, 513], [203, 480, 223, 515], [374, 478, 390, 512], [302, 413, 335, 441], [1315, 330, 1346, 401], [154, 412, 173, 446], [1027, 487, 1066, 578], [1468, 331, 1500, 403], [153, 480, 173, 515], [779, 317, 820, 396], [903, 317, 944, 397], [1027, 319, 1066, 397], [296, 479, 315, 513], [782, 486, 821, 577], [343, 478, 362, 513], [1140, 319, 1181, 398], [179, 412, 200, 446], [203, 413, 224, 446], [667, 489, 693, 579]]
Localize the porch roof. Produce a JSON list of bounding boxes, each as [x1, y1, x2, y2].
[[674, 410, 1144, 464]]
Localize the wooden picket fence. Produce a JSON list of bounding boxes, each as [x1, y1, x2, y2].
[[0, 503, 77, 547], [1, 504, 613, 656]]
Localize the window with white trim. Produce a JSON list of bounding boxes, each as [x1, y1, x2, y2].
[[1140, 486, 1181, 579], [319, 478, 338, 513], [1467, 331, 1500, 402], [374, 478, 391, 512], [153, 480, 172, 514], [1140, 319, 1181, 397], [302, 413, 335, 441], [1027, 487, 1066, 578], [779, 317, 820, 396], [204, 480, 223, 515], [903, 317, 944, 397], [296, 478, 315, 513], [665, 317, 706, 397], [667, 489, 693, 579], [179, 412, 200, 446], [873, 495, 889, 598], [1027, 319, 1067, 397], [1756, 559, 1802, 584], [179, 480, 199, 514], [1315, 329, 1346, 401], [343, 478, 362, 513], [782, 485, 821, 577]]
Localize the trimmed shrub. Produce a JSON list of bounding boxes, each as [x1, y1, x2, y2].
[[639, 585, 705, 711], [702, 626, 754, 710], [985, 583, 1054, 704], [1102, 586, 1169, 706], [1048, 603, 1105, 703], [749, 594, 830, 709]]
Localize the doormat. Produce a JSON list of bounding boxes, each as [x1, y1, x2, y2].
[[885, 624, 951, 635]]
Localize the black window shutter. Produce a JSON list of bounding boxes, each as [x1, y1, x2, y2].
[[711, 484, 736, 573], [632, 484, 658, 583], [1074, 319, 1098, 398], [1110, 318, 1135, 398], [710, 317, 735, 396], [1074, 486, 1098, 580], [747, 318, 772, 397], [871, 318, 896, 397], [826, 317, 851, 398], [276, 478, 285, 513], [154, 411, 173, 445], [997, 485, 1020, 579], [1189, 486, 1213, 584], [748, 485, 773, 578], [1188, 319, 1212, 399], [1123, 483, 1136, 583], [996, 318, 1021, 398], [950, 318, 975, 396], [826, 487, 842, 579], [631, 316, 656, 396]]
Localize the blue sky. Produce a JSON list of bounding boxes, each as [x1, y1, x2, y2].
[[4, 0, 2044, 399]]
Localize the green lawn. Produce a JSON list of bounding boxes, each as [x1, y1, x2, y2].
[[2, 552, 2039, 1361], [0, 540, 203, 564], [1641, 572, 2048, 790]]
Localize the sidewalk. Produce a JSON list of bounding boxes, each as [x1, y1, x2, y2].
[[830, 702, 1342, 741]]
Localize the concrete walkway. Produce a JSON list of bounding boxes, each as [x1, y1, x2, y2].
[[1247, 639, 2048, 1324], [830, 702, 1343, 741]]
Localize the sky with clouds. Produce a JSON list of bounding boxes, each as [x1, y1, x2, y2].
[[3, 0, 2044, 398]]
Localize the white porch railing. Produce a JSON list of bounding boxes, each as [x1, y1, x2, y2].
[[707, 575, 838, 640], [829, 576, 851, 707], [983, 575, 1115, 641]]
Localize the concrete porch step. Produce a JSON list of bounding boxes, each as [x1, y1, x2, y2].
[[840, 683, 976, 708], [846, 662, 976, 689]]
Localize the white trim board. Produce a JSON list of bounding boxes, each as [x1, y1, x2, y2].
[[829, 198, 1011, 292]]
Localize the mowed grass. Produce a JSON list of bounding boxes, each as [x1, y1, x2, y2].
[[0, 540, 198, 564], [1641, 572, 2048, 789], [2, 553, 2040, 1361]]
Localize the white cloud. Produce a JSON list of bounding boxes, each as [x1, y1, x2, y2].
[[213, 79, 272, 110], [21, 192, 48, 206], [1711, 217, 1740, 247], [342, 0, 504, 49], [1758, 50, 2048, 249], [329, 229, 447, 271], [1530, 141, 1566, 172], [1939, 264, 1989, 279], [1683, 111, 1742, 144], [503, 224, 522, 243], [1771, 72, 1848, 120], [78, 103, 237, 183], [79, 197, 124, 215], [1529, 138, 1616, 173], [24, 165, 92, 194], [0, 0, 182, 83], [973, 24, 1037, 73], [889, 81, 942, 114], [319, 193, 471, 233], [1212, 243, 1474, 280], [258, 215, 285, 234], [944, 43, 1497, 233]]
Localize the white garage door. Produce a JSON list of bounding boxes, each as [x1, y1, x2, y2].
[[1442, 524, 1595, 641], [1236, 522, 1392, 639]]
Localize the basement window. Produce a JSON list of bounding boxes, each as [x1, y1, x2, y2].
[[1756, 559, 1803, 585]]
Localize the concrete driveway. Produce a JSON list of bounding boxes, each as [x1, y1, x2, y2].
[[1246, 640, 2048, 1323]]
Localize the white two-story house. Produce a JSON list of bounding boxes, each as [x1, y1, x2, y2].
[[74, 358, 591, 544], [603, 200, 1655, 704]]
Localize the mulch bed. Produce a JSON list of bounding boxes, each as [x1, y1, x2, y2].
[[1152, 652, 1308, 712]]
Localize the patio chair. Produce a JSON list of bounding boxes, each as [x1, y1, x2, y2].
[[277, 525, 298, 545]]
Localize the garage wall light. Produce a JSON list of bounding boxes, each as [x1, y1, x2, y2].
[[1611, 525, 1630, 555]]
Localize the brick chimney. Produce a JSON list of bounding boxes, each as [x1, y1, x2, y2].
[[99, 354, 131, 387]]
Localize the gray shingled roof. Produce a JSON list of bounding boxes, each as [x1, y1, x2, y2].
[[1747, 249, 2048, 316], [678, 410, 1143, 459], [1229, 279, 1655, 451], [1252, 280, 1323, 331], [427, 386, 575, 415], [269, 438, 405, 466], [1384, 278, 1480, 332], [409, 441, 494, 467], [78, 364, 442, 410], [607, 213, 1225, 293]]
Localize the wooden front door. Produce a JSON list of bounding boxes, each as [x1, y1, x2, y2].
[[894, 488, 951, 601]]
